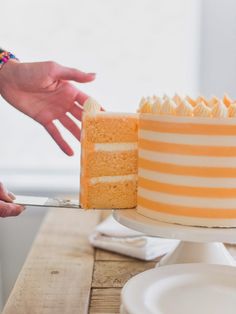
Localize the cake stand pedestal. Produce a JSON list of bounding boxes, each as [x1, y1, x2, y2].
[[113, 209, 236, 266], [114, 210, 236, 314]]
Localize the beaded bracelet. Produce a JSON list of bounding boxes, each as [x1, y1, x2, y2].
[[0, 50, 19, 70]]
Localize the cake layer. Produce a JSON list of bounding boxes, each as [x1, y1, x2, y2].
[[83, 150, 137, 177], [82, 179, 137, 209], [80, 111, 138, 209], [138, 114, 236, 227], [83, 113, 138, 143]]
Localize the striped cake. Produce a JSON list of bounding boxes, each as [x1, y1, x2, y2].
[[80, 99, 138, 209], [137, 94, 236, 227]]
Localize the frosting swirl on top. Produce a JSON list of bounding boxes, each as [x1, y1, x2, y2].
[[208, 96, 219, 108], [83, 97, 101, 112], [193, 101, 211, 117], [152, 96, 163, 114], [172, 93, 182, 106], [228, 103, 236, 117], [223, 94, 233, 107], [138, 97, 152, 113], [211, 100, 228, 118], [138, 94, 235, 118], [160, 98, 177, 115], [176, 99, 193, 116]]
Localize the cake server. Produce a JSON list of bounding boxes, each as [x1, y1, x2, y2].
[[13, 194, 81, 209]]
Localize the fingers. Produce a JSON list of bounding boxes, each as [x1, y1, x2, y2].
[[59, 115, 81, 141], [0, 182, 14, 202], [74, 90, 89, 106], [0, 201, 24, 218], [70, 103, 83, 121], [55, 64, 96, 83], [44, 122, 74, 156]]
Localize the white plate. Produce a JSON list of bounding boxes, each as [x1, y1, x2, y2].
[[121, 263, 236, 314]]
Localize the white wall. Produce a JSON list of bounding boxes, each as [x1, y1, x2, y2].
[[1, 0, 201, 191], [0, 0, 201, 308], [200, 0, 236, 98]]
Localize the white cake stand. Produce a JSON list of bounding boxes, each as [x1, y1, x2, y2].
[[114, 209, 236, 314], [113, 209, 236, 266]]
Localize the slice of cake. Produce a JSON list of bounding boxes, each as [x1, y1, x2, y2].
[[137, 95, 236, 227], [80, 99, 138, 208]]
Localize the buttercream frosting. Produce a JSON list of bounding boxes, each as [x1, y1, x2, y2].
[[228, 103, 236, 117], [211, 100, 228, 118], [193, 101, 211, 117], [176, 99, 193, 116], [208, 96, 219, 108], [223, 94, 233, 107], [160, 98, 177, 115], [83, 97, 101, 112]]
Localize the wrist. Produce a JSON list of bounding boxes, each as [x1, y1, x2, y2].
[[0, 50, 19, 70], [0, 60, 20, 95]]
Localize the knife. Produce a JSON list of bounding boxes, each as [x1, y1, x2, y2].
[[14, 194, 81, 209]]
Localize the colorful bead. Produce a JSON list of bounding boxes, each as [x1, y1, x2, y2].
[[0, 50, 18, 68]]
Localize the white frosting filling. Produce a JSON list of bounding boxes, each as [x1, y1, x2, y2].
[[139, 130, 236, 146], [138, 187, 236, 209], [90, 174, 137, 184], [139, 167, 236, 188], [94, 142, 138, 151], [139, 113, 236, 125], [139, 149, 236, 168]]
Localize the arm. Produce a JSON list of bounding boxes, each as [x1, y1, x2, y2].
[[0, 58, 95, 155], [0, 50, 96, 217]]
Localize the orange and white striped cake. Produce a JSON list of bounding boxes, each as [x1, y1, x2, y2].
[[80, 99, 138, 209], [137, 94, 236, 227]]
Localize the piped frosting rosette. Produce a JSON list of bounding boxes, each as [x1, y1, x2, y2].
[[138, 93, 235, 118]]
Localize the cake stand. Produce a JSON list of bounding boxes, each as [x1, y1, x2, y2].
[[113, 209, 236, 314], [113, 209, 236, 266]]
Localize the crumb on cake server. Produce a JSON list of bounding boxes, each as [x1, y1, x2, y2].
[[80, 98, 138, 209]]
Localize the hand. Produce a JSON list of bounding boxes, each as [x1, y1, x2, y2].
[[0, 182, 24, 217], [0, 60, 96, 155]]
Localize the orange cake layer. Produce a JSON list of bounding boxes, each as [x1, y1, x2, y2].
[[83, 113, 138, 143], [82, 180, 137, 209], [80, 111, 138, 209], [84, 151, 137, 177]]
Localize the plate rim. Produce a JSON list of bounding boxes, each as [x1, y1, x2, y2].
[[122, 263, 236, 314]]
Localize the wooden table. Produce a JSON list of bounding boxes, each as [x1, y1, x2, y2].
[[2, 209, 160, 314], [3, 209, 236, 314]]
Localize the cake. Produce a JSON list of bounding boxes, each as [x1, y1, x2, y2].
[[137, 94, 236, 227], [80, 94, 236, 228], [80, 98, 138, 208]]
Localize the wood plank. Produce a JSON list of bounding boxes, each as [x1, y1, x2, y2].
[[92, 260, 157, 288], [89, 288, 121, 314], [95, 249, 135, 262], [95, 248, 161, 262], [3, 209, 101, 314]]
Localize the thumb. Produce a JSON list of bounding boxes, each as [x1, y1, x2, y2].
[[55, 65, 96, 83]]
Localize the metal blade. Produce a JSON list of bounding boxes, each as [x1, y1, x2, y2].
[[14, 195, 81, 209]]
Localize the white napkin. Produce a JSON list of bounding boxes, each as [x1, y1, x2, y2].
[[89, 215, 178, 260]]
